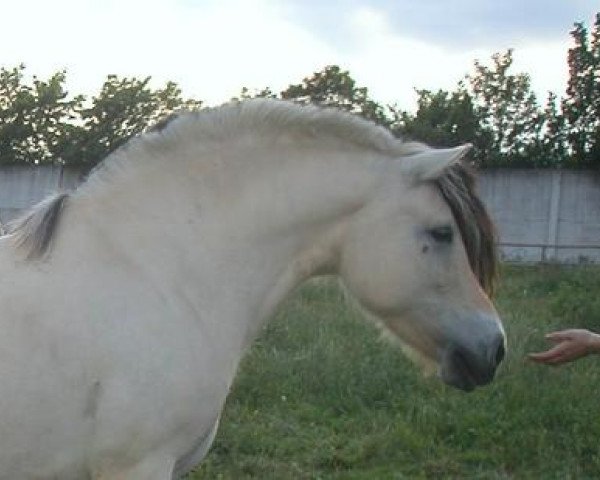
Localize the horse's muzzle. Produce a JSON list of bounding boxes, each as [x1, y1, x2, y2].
[[440, 325, 505, 392]]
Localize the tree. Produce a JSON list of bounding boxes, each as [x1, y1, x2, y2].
[[466, 50, 546, 167], [562, 13, 600, 166], [0, 65, 83, 164], [280, 65, 389, 126], [67, 76, 202, 165], [538, 92, 568, 167], [233, 86, 277, 101], [0, 66, 203, 166], [390, 86, 480, 151], [391, 51, 559, 168]]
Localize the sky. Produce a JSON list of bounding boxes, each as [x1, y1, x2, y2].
[[2, 0, 598, 112]]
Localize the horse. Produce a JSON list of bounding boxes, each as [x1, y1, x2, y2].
[[0, 99, 505, 479]]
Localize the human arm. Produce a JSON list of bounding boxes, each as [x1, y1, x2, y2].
[[528, 329, 600, 365]]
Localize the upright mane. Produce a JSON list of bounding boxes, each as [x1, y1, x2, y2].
[[434, 163, 498, 295], [75, 99, 429, 198], [144, 99, 418, 155]]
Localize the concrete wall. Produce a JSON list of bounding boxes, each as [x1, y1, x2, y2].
[[479, 169, 600, 263], [0, 165, 599, 263], [0, 165, 83, 224]]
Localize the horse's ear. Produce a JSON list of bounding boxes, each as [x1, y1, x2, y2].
[[400, 144, 472, 181]]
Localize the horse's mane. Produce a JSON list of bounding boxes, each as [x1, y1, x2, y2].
[[73, 99, 429, 199], [6, 100, 497, 293], [144, 99, 420, 155], [9, 192, 68, 260], [434, 163, 498, 295]]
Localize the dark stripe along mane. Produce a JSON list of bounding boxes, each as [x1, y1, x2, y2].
[[9, 193, 69, 260], [434, 162, 498, 296]]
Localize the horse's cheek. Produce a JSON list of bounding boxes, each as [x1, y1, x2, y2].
[[340, 229, 414, 314]]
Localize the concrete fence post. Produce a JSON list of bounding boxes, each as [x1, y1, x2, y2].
[[545, 170, 562, 262]]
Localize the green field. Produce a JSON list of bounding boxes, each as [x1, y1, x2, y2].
[[188, 265, 600, 479]]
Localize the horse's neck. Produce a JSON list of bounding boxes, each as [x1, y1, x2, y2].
[[75, 144, 382, 350]]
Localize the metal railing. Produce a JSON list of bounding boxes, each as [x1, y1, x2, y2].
[[499, 242, 600, 263]]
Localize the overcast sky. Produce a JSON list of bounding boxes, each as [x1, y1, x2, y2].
[[3, 0, 598, 111]]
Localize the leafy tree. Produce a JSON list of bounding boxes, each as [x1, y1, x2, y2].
[[67, 76, 202, 165], [0, 67, 203, 166], [562, 13, 600, 166], [466, 50, 546, 167], [538, 92, 568, 167], [0, 64, 83, 164], [280, 65, 389, 126], [4, 12, 599, 171], [391, 48, 572, 168], [234, 86, 277, 101], [390, 86, 480, 151]]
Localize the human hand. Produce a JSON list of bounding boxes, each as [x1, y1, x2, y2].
[[528, 329, 600, 365]]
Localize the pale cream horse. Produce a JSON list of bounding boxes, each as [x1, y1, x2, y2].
[[0, 100, 505, 479]]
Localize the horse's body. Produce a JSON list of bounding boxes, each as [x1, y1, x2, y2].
[[0, 100, 505, 479]]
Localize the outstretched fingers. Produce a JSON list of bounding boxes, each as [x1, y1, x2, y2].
[[528, 343, 573, 364], [544, 331, 574, 343], [528, 329, 591, 365]]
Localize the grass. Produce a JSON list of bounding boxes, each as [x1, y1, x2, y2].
[[187, 265, 600, 479]]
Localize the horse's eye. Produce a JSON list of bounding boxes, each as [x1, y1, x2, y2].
[[428, 226, 453, 244]]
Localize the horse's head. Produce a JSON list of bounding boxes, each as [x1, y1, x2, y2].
[[339, 144, 505, 391]]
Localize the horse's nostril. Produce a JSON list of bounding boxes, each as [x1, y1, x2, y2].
[[494, 338, 506, 365]]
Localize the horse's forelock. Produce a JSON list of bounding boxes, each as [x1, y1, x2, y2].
[[434, 163, 498, 296]]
